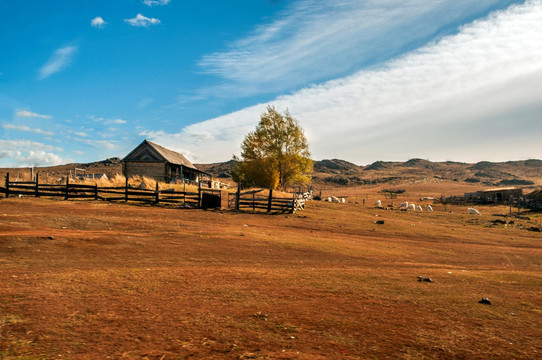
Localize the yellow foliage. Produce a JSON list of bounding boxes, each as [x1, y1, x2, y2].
[[234, 105, 313, 189]]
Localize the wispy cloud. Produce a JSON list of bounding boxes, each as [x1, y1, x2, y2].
[[91, 17, 106, 28], [138, 97, 154, 108], [125, 14, 161, 27], [38, 46, 77, 80], [88, 115, 104, 122], [198, 0, 521, 97], [15, 110, 52, 119], [3, 124, 54, 136], [0, 140, 60, 153], [144, 0, 542, 164], [74, 138, 117, 150], [88, 115, 127, 125], [143, 0, 170, 6]]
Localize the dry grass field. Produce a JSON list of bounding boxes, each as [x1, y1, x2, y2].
[[1, 185, 541, 359]]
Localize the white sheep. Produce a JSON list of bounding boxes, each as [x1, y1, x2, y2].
[[468, 207, 481, 215], [375, 199, 382, 207], [416, 205, 423, 211], [407, 203, 416, 211], [398, 201, 408, 209], [325, 197, 332, 202], [427, 205, 433, 212], [341, 198, 346, 203]]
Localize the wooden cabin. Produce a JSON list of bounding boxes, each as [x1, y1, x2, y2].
[[122, 140, 210, 183]]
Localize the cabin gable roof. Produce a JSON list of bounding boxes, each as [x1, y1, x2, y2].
[[122, 140, 197, 170]]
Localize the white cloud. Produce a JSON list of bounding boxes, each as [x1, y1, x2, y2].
[[15, 110, 52, 119], [143, 0, 170, 6], [0, 140, 63, 166], [198, 0, 520, 97], [91, 17, 106, 28], [112, 118, 127, 124], [3, 124, 54, 136], [19, 151, 64, 167], [75, 131, 89, 137], [143, 0, 542, 164], [38, 46, 77, 80], [124, 14, 160, 27]]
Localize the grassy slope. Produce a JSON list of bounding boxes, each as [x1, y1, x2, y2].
[[0, 195, 541, 359]]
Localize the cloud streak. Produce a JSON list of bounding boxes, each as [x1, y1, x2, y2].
[[15, 110, 52, 119], [143, 0, 170, 6], [198, 0, 521, 97], [38, 46, 77, 80], [145, 0, 542, 164], [3, 124, 54, 136]]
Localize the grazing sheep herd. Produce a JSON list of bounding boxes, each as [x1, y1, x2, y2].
[[392, 200, 434, 212], [324, 194, 482, 215], [324, 196, 346, 203]]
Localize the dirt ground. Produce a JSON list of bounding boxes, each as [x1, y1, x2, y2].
[[1, 189, 541, 359]]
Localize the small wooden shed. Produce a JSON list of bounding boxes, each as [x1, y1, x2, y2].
[[122, 140, 210, 183]]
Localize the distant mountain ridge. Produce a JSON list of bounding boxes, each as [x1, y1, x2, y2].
[[1, 158, 541, 187], [197, 158, 542, 187]]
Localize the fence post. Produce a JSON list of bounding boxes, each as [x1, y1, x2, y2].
[[94, 183, 98, 200], [252, 192, 255, 211], [5, 172, 9, 198], [125, 177, 128, 202], [198, 181, 202, 208], [35, 172, 39, 198], [291, 193, 296, 213], [183, 181, 186, 205], [235, 184, 240, 210], [267, 189, 273, 213], [65, 176, 69, 200], [155, 181, 159, 204]]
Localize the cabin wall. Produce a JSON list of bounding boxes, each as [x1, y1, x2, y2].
[[123, 161, 167, 181]]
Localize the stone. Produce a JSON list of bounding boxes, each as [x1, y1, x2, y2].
[[478, 297, 491, 305]]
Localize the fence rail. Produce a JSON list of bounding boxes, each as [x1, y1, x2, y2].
[[1, 173, 210, 208]]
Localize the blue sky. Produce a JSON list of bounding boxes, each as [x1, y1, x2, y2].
[[1, 0, 541, 167]]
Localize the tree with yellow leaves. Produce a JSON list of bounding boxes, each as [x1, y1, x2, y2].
[[232, 105, 313, 189]]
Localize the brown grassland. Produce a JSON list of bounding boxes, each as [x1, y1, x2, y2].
[[0, 182, 541, 359]]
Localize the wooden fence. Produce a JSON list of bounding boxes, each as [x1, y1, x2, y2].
[[438, 193, 542, 213], [228, 188, 308, 213], [0, 173, 221, 208], [0, 173, 309, 213]]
